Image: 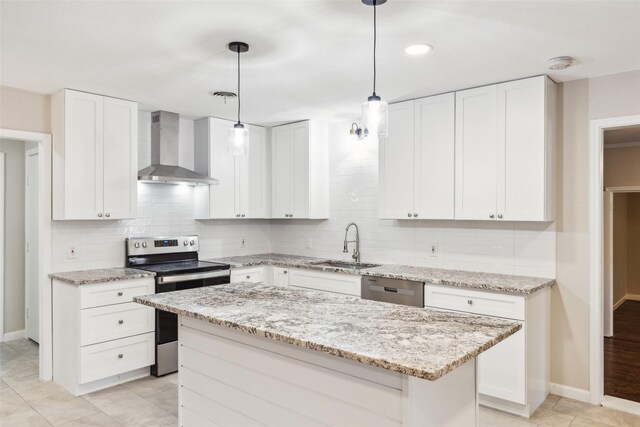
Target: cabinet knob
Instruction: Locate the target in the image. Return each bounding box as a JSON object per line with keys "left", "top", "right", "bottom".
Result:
{"left": 467, "top": 299, "right": 473, "bottom": 305}
{"left": 413, "top": 213, "right": 418, "bottom": 218}
{"left": 98, "top": 213, "right": 103, "bottom": 218}
{"left": 498, "top": 214, "right": 503, "bottom": 219}
{"left": 246, "top": 275, "right": 250, "bottom": 279}
{"left": 117, "top": 291, "right": 123, "bottom": 296}
{"left": 241, "top": 214, "right": 246, "bottom": 217}
{"left": 236, "top": 214, "right": 241, "bottom": 218}
{"left": 105, "top": 213, "right": 110, "bottom": 218}
{"left": 117, "top": 354, "right": 123, "bottom": 359}
{"left": 118, "top": 319, "right": 124, "bottom": 325}
{"left": 489, "top": 214, "right": 495, "bottom": 219}
{"left": 284, "top": 271, "right": 288, "bottom": 274}
{"left": 407, "top": 213, "right": 412, "bottom": 218}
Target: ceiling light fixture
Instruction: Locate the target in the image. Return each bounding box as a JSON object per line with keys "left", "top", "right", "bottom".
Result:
{"left": 361, "top": 0, "right": 388, "bottom": 138}
{"left": 405, "top": 44, "right": 432, "bottom": 56}
{"left": 547, "top": 56, "right": 574, "bottom": 70}
{"left": 228, "top": 41, "right": 250, "bottom": 156}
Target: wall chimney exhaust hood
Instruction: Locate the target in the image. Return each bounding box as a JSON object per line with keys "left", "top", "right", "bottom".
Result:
{"left": 138, "top": 111, "right": 218, "bottom": 185}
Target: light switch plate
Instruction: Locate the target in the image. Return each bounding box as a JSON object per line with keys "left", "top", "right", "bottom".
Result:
{"left": 67, "top": 246, "right": 78, "bottom": 259}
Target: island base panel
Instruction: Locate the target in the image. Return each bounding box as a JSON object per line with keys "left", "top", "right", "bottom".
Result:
{"left": 178, "top": 316, "right": 479, "bottom": 427}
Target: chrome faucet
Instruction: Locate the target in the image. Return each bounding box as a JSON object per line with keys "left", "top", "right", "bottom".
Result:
{"left": 343, "top": 222, "right": 360, "bottom": 263}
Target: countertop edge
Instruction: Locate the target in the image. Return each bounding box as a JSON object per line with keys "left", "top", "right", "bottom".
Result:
{"left": 134, "top": 294, "right": 522, "bottom": 381}
{"left": 49, "top": 268, "right": 156, "bottom": 286}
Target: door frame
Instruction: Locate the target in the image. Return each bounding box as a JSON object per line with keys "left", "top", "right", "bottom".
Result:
{"left": 25, "top": 147, "right": 39, "bottom": 342}
{"left": 0, "top": 152, "right": 4, "bottom": 344}
{"left": 0, "top": 129, "right": 52, "bottom": 381}
{"left": 589, "top": 114, "right": 640, "bottom": 405}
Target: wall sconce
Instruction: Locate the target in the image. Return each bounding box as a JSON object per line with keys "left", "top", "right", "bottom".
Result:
{"left": 350, "top": 122, "right": 369, "bottom": 140}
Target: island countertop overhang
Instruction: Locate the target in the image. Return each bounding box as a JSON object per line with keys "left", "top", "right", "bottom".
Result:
{"left": 134, "top": 282, "right": 521, "bottom": 381}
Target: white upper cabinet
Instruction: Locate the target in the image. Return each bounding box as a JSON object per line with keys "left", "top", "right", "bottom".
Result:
{"left": 194, "top": 117, "right": 270, "bottom": 219}
{"left": 379, "top": 94, "right": 455, "bottom": 220}
{"left": 52, "top": 89, "right": 137, "bottom": 220}
{"left": 271, "top": 120, "right": 329, "bottom": 219}
{"left": 455, "top": 76, "right": 556, "bottom": 221}
{"left": 454, "top": 85, "right": 499, "bottom": 220}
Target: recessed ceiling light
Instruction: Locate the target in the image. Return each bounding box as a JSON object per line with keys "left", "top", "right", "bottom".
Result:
{"left": 405, "top": 44, "right": 433, "bottom": 56}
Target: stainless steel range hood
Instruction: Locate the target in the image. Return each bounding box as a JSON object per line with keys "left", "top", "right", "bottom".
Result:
{"left": 138, "top": 111, "right": 218, "bottom": 185}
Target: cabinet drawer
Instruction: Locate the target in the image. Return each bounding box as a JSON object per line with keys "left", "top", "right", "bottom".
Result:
{"left": 424, "top": 284, "right": 524, "bottom": 320}
{"left": 289, "top": 269, "right": 360, "bottom": 297}
{"left": 80, "top": 302, "right": 154, "bottom": 346}
{"left": 231, "top": 267, "right": 263, "bottom": 284}
{"left": 80, "top": 279, "right": 154, "bottom": 309}
{"left": 79, "top": 332, "right": 154, "bottom": 384}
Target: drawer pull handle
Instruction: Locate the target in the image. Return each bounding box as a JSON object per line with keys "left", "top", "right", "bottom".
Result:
{"left": 467, "top": 299, "right": 473, "bottom": 305}
{"left": 117, "top": 354, "right": 123, "bottom": 359}
{"left": 117, "top": 291, "right": 123, "bottom": 296}
{"left": 118, "top": 320, "right": 124, "bottom": 325}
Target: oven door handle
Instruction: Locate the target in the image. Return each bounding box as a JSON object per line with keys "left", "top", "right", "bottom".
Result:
{"left": 157, "top": 269, "right": 231, "bottom": 284}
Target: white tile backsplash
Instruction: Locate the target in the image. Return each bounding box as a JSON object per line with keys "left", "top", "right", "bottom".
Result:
{"left": 52, "top": 118, "right": 556, "bottom": 278}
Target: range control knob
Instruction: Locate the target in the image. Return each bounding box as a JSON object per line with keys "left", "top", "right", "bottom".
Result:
{"left": 190, "top": 240, "right": 195, "bottom": 246}
{"left": 142, "top": 242, "right": 148, "bottom": 248}
{"left": 183, "top": 240, "right": 189, "bottom": 246}
{"left": 134, "top": 242, "right": 140, "bottom": 249}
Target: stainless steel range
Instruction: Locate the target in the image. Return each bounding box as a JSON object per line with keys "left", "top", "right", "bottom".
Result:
{"left": 126, "top": 236, "right": 230, "bottom": 376}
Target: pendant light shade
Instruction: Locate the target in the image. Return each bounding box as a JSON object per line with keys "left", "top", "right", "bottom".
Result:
{"left": 228, "top": 41, "right": 249, "bottom": 155}
{"left": 361, "top": 0, "right": 388, "bottom": 138}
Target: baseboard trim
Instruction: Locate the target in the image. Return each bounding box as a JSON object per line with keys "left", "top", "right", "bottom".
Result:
{"left": 550, "top": 383, "right": 590, "bottom": 403}
{"left": 3, "top": 329, "right": 26, "bottom": 342}
{"left": 613, "top": 296, "right": 627, "bottom": 310}
{"left": 624, "top": 294, "right": 640, "bottom": 302}
{"left": 602, "top": 395, "right": 640, "bottom": 416}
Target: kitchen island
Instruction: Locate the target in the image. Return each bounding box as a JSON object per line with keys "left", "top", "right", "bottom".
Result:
{"left": 135, "top": 282, "right": 521, "bottom": 427}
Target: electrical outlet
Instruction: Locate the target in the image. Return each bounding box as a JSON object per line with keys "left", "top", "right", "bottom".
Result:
{"left": 430, "top": 244, "right": 438, "bottom": 257}
{"left": 241, "top": 238, "right": 246, "bottom": 249}
{"left": 67, "top": 246, "right": 78, "bottom": 259}
{"left": 305, "top": 238, "right": 313, "bottom": 249}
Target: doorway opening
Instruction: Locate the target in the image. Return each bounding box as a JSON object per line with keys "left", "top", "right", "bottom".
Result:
{"left": 0, "top": 129, "right": 52, "bottom": 381}
{"left": 590, "top": 116, "right": 640, "bottom": 415}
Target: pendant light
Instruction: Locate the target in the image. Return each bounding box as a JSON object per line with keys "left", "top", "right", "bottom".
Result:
{"left": 228, "top": 41, "right": 249, "bottom": 155}
{"left": 361, "top": 0, "right": 388, "bottom": 138}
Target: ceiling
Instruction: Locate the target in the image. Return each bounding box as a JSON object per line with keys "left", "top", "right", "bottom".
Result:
{"left": 2, "top": 0, "right": 640, "bottom": 126}
{"left": 604, "top": 125, "right": 640, "bottom": 146}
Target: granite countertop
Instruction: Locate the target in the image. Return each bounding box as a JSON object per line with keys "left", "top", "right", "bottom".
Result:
{"left": 206, "top": 253, "right": 555, "bottom": 295}
{"left": 134, "top": 283, "right": 521, "bottom": 381}
{"left": 49, "top": 268, "right": 155, "bottom": 285}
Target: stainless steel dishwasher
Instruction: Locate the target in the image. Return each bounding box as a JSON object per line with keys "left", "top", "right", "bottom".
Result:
{"left": 361, "top": 276, "right": 424, "bottom": 307}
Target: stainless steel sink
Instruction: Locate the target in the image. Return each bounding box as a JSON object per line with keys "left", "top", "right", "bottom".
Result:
{"left": 312, "top": 261, "right": 380, "bottom": 270}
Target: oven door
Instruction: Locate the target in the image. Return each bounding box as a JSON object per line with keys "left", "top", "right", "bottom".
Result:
{"left": 155, "top": 270, "right": 230, "bottom": 345}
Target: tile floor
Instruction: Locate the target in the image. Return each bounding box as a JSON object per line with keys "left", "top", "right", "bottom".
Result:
{"left": 3, "top": 339, "right": 640, "bottom": 426}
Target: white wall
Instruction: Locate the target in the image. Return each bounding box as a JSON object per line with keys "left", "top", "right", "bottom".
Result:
{"left": 271, "top": 122, "right": 556, "bottom": 278}
{"left": 51, "top": 114, "right": 271, "bottom": 272}
{"left": 0, "top": 139, "right": 26, "bottom": 334}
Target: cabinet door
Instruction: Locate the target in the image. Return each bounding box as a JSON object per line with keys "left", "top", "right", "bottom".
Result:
{"left": 271, "top": 125, "right": 295, "bottom": 218}
{"left": 497, "top": 77, "right": 546, "bottom": 221}
{"left": 63, "top": 90, "right": 104, "bottom": 219}
{"left": 272, "top": 267, "right": 290, "bottom": 287}
{"left": 478, "top": 327, "right": 526, "bottom": 404}
{"left": 103, "top": 97, "right": 137, "bottom": 219}
{"left": 455, "top": 85, "right": 498, "bottom": 220}
{"left": 292, "top": 122, "right": 310, "bottom": 219}
{"left": 414, "top": 94, "right": 455, "bottom": 219}
{"left": 208, "top": 118, "right": 238, "bottom": 218}
{"left": 379, "top": 100, "right": 415, "bottom": 219}
{"left": 239, "top": 125, "right": 269, "bottom": 218}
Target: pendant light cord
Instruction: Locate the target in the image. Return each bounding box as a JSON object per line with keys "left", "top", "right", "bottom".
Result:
{"left": 237, "top": 48, "right": 241, "bottom": 125}
{"left": 373, "top": 0, "right": 377, "bottom": 96}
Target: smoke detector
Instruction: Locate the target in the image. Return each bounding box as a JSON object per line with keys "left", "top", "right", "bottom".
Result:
{"left": 547, "top": 56, "right": 574, "bottom": 70}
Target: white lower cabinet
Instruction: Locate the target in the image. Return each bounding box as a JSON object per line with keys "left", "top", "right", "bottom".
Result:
{"left": 53, "top": 278, "right": 155, "bottom": 396}
{"left": 289, "top": 269, "right": 360, "bottom": 297}
{"left": 272, "top": 267, "right": 291, "bottom": 287}
{"left": 425, "top": 284, "right": 550, "bottom": 417}
{"left": 230, "top": 267, "right": 265, "bottom": 284}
